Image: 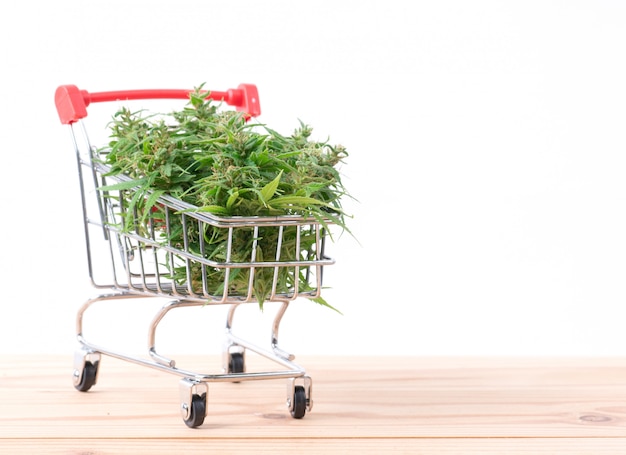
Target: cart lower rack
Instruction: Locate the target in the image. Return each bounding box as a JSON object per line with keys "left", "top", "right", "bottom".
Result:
{"left": 55, "top": 83, "right": 336, "bottom": 427}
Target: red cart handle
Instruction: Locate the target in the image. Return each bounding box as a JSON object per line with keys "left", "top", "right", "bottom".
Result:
{"left": 55, "top": 83, "right": 261, "bottom": 124}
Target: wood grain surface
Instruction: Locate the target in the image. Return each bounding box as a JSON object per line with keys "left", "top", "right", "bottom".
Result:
{"left": 1, "top": 354, "right": 626, "bottom": 453}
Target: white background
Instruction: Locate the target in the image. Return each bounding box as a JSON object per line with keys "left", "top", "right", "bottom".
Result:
{"left": 1, "top": 0, "right": 626, "bottom": 357}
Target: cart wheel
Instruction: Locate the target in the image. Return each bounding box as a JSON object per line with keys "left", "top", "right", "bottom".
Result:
{"left": 74, "top": 360, "right": 98, "bottom": 392}
{"left": 183, "top": 393, "right": 206, "bottom": 428}
{"left": 228, "top": 352, "right": 245, "bottom": 374}
{"left": 290, "top": 385, "right": 307, "bottom": 419}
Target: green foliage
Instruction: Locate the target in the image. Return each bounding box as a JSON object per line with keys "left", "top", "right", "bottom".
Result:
{"left": 98, "top": 87, "right": 352, "bottom": 309}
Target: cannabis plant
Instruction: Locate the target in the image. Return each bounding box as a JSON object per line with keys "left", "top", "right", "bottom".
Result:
{"left": 98, "top": 87, "right": 351, "bottom": 309}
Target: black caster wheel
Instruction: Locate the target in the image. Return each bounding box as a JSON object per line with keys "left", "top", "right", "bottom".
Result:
{"left": 290, "top": 385, "right": 307, "bottom": 419}
{"left": 228, "top": 352, "right": 245, "bottom": 374}
{"left": 74, "top": 360, "right": 99, "bottom": 392}
{"left": 183, "top": 393, "right": 206, "bottom": 428}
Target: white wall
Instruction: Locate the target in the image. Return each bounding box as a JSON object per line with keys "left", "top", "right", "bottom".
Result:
{"left": 2, "top": 0, "right": 626, "bottom": 356}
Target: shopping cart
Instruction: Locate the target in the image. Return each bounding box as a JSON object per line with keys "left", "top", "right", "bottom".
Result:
{"left": 54, "top": 83, "right": 335, "bottom": 427}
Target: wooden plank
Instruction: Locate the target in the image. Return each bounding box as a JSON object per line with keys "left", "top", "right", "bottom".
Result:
{"left": 1, "top": 354, "right": 625, "bottom": 452}
{"left": 1, "top": 438, "right": 626, "bottom": 455}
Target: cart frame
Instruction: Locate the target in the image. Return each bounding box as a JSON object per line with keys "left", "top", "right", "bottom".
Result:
{"left": 55, "top": 83, "right": 334, "bottom": 427}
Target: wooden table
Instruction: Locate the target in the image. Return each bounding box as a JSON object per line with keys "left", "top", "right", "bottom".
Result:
{"left": 1, "top": 354, "right": 626, "bottom": 453}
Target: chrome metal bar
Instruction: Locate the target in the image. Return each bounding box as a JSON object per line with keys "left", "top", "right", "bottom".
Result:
{"left": 269, "top": 225, "right": 284, "bottom": 301}
{"left": 147, "top": 299, "right": 207, "bottom": 368}
{"left": 76, "top": 292, "right": 148, "bottom": 337}
{"left": 225, "top": 303, "right": 240, "bottom": 332}
{"left": 292, "top": 226, "right": 301, "bottom": 298}
{"left": 271, "top": 301, "right": 295, "bottom": 361}
{"left": 246, "top": 226, "right": 259, "bottom": 301}
{"left": 222, "top": 226, "right": 234, "bottom": 301}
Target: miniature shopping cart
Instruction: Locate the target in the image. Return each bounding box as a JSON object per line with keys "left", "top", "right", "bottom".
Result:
{"left": 54, "top": 83, "right": 335, "bottom": 427}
